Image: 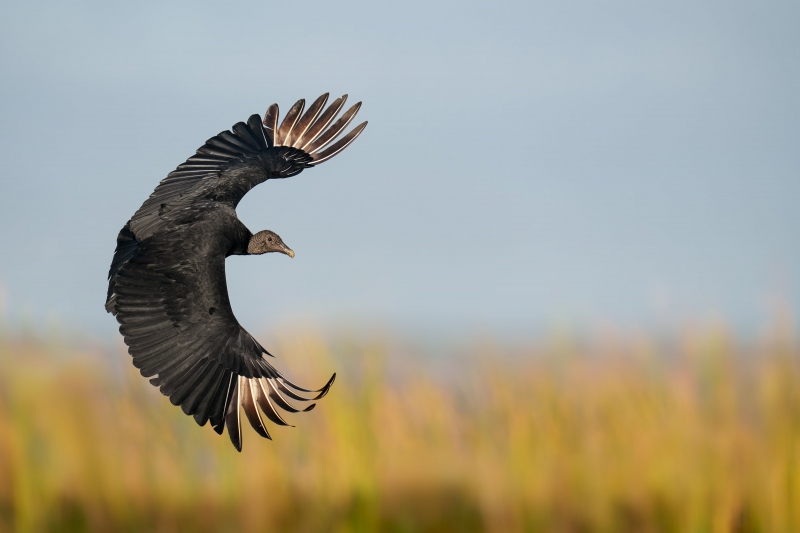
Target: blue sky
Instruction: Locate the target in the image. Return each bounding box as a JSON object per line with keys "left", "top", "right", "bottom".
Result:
{"left": 1, "top": 0, "right": 798, "bottom": 341}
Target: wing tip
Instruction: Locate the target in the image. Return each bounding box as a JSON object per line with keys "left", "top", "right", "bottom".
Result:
{"left": 265, "top": 93, "right": 366, "bottom": 165}
{"left": 215, "top": 369, "right": 336, "bottom": 449}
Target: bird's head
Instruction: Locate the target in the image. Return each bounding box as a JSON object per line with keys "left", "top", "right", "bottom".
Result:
{"left": 247, "top": 230, "right": 295, "bottom": 257}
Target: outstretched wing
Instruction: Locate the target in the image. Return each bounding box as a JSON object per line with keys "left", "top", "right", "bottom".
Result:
{"left": 113, "top": 210, "right": 335, "bottom": 451}
{"left": 130, "top": 93, "right": 367, "bottom": 241}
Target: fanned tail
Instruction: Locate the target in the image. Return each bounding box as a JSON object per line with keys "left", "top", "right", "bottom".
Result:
{"left": 263, "top": 93, "right": 368, "bottom": 167}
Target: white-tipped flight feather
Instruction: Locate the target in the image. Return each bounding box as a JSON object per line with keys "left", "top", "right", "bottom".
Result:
{"left": 264, "top": 93, "right": 366, "bottom": 166}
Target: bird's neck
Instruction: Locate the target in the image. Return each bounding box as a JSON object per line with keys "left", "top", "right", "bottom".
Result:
{"left": 226, "top": 222, "right": 254, "bottom": 257}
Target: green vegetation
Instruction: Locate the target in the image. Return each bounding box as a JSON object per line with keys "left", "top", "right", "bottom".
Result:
{"left": 0, "top": 327, "right": 798, "bottom": 532}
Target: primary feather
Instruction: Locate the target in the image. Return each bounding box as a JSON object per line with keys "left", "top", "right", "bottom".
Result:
{"left": 106, "top": 94, "right": 365, "bottom": 451}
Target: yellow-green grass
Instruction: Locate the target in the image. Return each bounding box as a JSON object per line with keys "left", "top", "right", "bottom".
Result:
{"left": 0, "top": 327, "right": 798, "bottom": 532}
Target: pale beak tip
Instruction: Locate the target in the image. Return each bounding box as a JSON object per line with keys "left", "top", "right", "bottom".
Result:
{"left": 286, "top": 249, "right": 295, "bottom": 258}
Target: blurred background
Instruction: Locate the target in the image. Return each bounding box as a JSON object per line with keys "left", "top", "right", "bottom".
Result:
{"left": 0, "top": 0, "right": 798, "bottom": 531}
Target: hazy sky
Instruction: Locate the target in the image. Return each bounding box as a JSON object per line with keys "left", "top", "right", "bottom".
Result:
{"left": 1, "top": 0, "right": 798, "bottom": 341}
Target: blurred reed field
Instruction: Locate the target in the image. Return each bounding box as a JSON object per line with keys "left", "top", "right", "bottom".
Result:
{"left": 0, "top": 323, "right": 799, "bottom": 533}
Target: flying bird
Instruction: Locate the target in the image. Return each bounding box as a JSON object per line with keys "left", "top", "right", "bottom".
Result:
{"left": 105, "top": 93, "right": 367, "bottom": 451}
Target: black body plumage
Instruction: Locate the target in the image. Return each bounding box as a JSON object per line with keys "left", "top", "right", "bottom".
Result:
{"left": 106, "top": 94, "right": 366, "bottom": 450}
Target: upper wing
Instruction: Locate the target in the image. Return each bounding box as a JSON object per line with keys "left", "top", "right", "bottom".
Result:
{"left": 130, "top": 93, "right": 367, "bottom": 241}
{"left": 113, "top": 214, "right": 335, "bottom": 451}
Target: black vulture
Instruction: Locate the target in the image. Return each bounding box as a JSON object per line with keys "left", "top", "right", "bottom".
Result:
{"left": 105, "top": 94, "right": 367, "bottom": 451}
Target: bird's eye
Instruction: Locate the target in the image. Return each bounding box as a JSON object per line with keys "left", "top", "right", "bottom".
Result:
{"left": 268, "top": 238, "right": 273, "bottom": 242}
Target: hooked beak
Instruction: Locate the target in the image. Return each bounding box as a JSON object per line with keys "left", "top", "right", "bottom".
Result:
{"left": 282, "top": 246, "right": 295, "bottom": 258}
